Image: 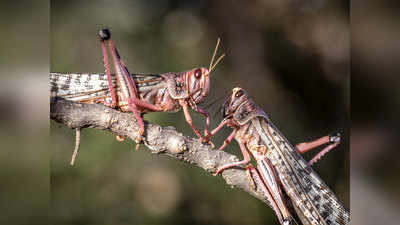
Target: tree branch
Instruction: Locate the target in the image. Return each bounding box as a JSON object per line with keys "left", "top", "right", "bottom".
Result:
{"left": 50, "top": 97, "right": 273, "bottom": 207}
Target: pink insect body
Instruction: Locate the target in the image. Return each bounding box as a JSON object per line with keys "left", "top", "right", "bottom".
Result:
{"left": 209, "top": 88, "right": 349, "bottom": 225}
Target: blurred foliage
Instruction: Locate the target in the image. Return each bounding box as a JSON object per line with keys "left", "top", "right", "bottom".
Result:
{"left": 49, "top": 0, "right": 349, "bottom": 225}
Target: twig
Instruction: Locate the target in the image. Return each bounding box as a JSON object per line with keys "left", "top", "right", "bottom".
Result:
{"left": 50, "top": 97, "right": 274, "bottom": 208}
{"left": 70, "top": 128, "right": 81, "bottom": 166}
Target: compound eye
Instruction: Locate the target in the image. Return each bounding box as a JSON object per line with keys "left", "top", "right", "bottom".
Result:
{"left": 194, "top": 68, "right": 202, "bottom": 79}
{"left": 235, "top": 90, "right": 244, "bottom": 98}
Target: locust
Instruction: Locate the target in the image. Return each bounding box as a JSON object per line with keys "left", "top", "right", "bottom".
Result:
{"left": 50, "top": 29, "right": 224, "bottom": 164}
{"left": 207, "top": 88, "right": 350, "bottom": 225}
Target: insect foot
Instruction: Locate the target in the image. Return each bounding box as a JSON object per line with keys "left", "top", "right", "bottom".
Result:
{"left": 134, "top": 129, "right": 145, "bottom": 150}
{"left": 199, "top": 136, "right": 215, "bottom": 149}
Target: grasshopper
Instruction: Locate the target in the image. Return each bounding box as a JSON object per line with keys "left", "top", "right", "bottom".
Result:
{"left": 207, "top": 88, "right": 350, "bottom": 225}
{"left": 50, "top": 29, "right": 224, "bottom": 163}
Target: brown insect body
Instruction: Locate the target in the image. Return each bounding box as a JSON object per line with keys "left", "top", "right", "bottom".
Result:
{"left": 112, "top": 67, "right": 210, "bottom": 113}
{"left": 51, "top": 29, "right": 224, "bottom": 142}
{"left": 215, "top": 88, "right": 350, "bottom": 225}
{"left": 50, "top": 67, "right": 209, "bottom": 112}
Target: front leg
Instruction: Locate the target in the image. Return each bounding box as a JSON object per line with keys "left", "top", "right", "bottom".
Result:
{"left": 179, "top": 99, "right": 203, "bottom": 138}
{"left": 201, "top": 117, "right": 229, "bottom": 144}
{"left": 194, "top": 106, "right": 216, "bottom": 147}
{"left": 195, "top": 106, "right": 211, "bottom": 137}
{"left": 219, "top": 129, "right": 236, "bottom": 150}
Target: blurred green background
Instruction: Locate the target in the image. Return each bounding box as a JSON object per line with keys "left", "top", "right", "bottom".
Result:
{"left": 50, "top": 1, "right": 349, "bottom": 225}
{"left": 8, "top": 1, "right": 400, "bottom": 225}
{"left": 0, "top": 0, "right": 358, "bottom": 225}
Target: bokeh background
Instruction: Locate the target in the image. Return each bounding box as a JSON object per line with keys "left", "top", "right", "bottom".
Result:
{"left": 50, "top": 1, "right": 349, "bottom": 225}
{"left": 351, "top": 1, "right": 400, "bottom": 225}
{"left": 3, "top": 0, "right": 399, "bottom": 225}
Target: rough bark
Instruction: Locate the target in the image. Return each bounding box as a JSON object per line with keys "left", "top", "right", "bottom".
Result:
{"left": 50, "top": 97, "right": 273, "bottom": 207}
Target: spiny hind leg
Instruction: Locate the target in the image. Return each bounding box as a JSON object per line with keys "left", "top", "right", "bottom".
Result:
{"left": 295, "top": 133, "right": 341, "bottom": 166}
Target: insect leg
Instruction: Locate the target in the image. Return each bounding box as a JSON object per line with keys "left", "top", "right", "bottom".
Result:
{"left": 214, "top": 139, "right": 251, "bottom": 175}
{"left": 103, "top": 29, "right": 146, "bottom": 146}
{"left": 194, "top": 106, "right": 216, "bottom": 147}
{"left": 219, "top": 129, "right": 236, "bottom": 150}
{"left": 257, "top": 159, "right": 298, "bottom": 225}
{"left": 202, "top": 118, "right": 228, "bottom": 144}
{"left": 246, "top": 164, "right": 294, "bottom": 225}
{"left": 195, "top": 106, "right": 211, "bottom": 137}
{"left": 307, "top": 141, "right": 340, "bottom": 166}
{"left": 129, "top": 98, "right": 163, "bottom": 111}
{"left": 106, "top": 31, "right": 140, "bottom": 100}
{"left": 295, "top": 133, "right": 341, "bottom": 166}
{"left": 98, "top": 30, "right": 118, "bottom": 108}
{"left": 179, "top": 100, "right": 203, "bottom": 138}
{"left": 128, "top": 99, "right": 145, "bottom": 150}
{"left": 296, "top": 133, "right": 340, "bottom": 153}
{"left": 116, "top": 135, "right": 126, "bottom": 142}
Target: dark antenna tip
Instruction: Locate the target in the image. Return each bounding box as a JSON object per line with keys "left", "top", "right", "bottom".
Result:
{"left": 99, "top": 29, "right": 111, "bottom": 40}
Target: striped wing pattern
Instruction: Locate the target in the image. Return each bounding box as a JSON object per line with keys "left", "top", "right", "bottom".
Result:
{"left": 49, "top": 72, "right": 165, "bottom": 103}
{"left": 252, "top": 118, "right": 350, "bottom": 225}
{"left": 50, "top": 73, "right": 113, "bottom": 102}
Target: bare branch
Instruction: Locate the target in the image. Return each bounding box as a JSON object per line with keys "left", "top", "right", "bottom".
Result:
{"left": 50, "top": 97, "right": 273, "bottom": 207}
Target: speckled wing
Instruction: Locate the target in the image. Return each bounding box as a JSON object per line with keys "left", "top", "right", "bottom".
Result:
{"left": 50, "top": 72, "right": 165, "bottom": 103}
{"left": 50, "top": 73, "right": 113, "bottom": 102}
{"left": 253, "top": 118, "right": 350, "bottom": 225}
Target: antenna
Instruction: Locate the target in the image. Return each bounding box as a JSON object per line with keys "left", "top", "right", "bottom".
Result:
{"left": 207, "top": 38, "right": 225, "bottom": 76}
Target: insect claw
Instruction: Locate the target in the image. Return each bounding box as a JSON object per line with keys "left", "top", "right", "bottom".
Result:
{"left": 245, "top": 165, "right": 257, "bottom": 190}
{"left": 199, "top": 136, "right": 215, "bottom": 148}
{"left": 99, "top": 98, "right": 117, "bottom": 109}
{"left": 213, "top": 168, "right": 223, "bottom": 176}
{"left": 208, "top": 141, "right": 215, "bottom": 149}
{"left": 134, "top": 129, "right": 145, "bottom": 150}
{"left": 134, "top": 137, "right": 142, "bottom": 150}
{"left": 116, "top": 135, "right": 126, "bottom": 142}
